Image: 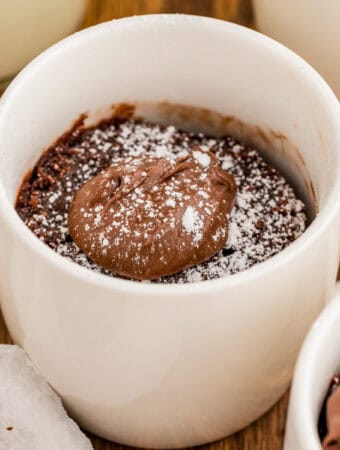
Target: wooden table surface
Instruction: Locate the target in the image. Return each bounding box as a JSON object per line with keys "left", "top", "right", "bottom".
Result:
{"left": 0, "top": 1, "right": 290, "bottom": 449}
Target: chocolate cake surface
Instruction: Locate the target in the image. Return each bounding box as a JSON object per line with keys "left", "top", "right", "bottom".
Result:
{"left": 16, "top": 115, "right": 307, "bottom": 283}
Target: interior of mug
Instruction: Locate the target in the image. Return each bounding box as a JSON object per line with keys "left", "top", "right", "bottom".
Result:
{"left": 0, "top": 15, "right": 339, "bottom": 225}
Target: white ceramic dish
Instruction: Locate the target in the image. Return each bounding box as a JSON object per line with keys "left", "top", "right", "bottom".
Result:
{"left": 284, "top": 282, "right": 340, "bottom": 450}
{"left": 0, "top": 15, "right": 339, "bottom": 448}
{"left": 0, "top": 0, "right": 86, "bottom": 80}
{"left": 253, "top": 0, "right": 340, "bottom": 99}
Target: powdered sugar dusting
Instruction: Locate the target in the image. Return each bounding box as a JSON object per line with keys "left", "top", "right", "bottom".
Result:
{"left": 193, "top": 150, "right": 211, "bottom": 168}
{"left": 165, "top": 198, "right": 176, "bottom": 207}
{"left": 182, "top": 206, "right": 203, "bottom": 246}
{"left": 16, "top": 116, "right": 308, "bottom": 284}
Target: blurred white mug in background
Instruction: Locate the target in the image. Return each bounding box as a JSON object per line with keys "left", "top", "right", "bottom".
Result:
{"left": 0, "top": 0, "right": 86, "bottom": 83}
{"left": 253, "top": 0, "right": 340, "bottom": 99}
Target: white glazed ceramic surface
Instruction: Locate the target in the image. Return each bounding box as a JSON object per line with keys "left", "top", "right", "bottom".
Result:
{"left": 0, "top": 15, "right": 339, "bottom": 448}
{"left": 284, "top": 283, "right": 340, "bottom": 450}
{"left": 253, "top": 0, "right": 340, "bottom": 99}
{"left": 0, "top": 0, "right": 86, "bottom": 80}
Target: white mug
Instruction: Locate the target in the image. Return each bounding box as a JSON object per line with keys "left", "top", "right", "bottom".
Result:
{"left": 284, "top": 283, "right": 340, "bottom": 450}
{"left": 0, "top": 0, "right": 86, "bottom": 81}
{"left": 253, "top": 0, "right": 340, "bottom": 99}
{"left": 0, "top": 15, "right": 339, "bottom": 448}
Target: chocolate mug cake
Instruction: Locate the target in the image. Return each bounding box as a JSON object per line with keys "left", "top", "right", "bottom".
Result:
{"left": 16, "top": 106, "right": 307, "bottom": 283}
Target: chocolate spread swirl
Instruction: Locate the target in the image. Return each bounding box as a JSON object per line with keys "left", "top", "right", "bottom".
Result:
{"left": 68, "top": 150, "right": 236, "bottom": 280}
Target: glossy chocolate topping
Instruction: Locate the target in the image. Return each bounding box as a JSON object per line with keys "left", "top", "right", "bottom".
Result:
{"left": 68, "top": 150, "right": 236, "bottom": 280}
{"left": 323, "top": 376, "right": 340, "bottom": 449}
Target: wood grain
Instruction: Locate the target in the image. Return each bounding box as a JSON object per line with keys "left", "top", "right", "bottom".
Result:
{"left": 81, "top": 0, "right": 253, "bottom": 27}
{"left": 0, "top": 1, "right": 289, "bottom": 449}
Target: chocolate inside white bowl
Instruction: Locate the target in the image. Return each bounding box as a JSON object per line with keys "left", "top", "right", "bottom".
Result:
{"left": 15, "top": 101, "right": 311, "bottom": 283}
{"left": 284, "top": 283, "right": 340, "bottom": 450}
{"left": 0, "top": 15, "right": 339, "bottom": 448}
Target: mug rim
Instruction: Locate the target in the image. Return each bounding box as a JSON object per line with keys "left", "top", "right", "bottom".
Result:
{"left": 0, "top": 14, "right": 339, "bottom": 295}
{"left": 286, "top": 283, "right": 340, "bottom": 449}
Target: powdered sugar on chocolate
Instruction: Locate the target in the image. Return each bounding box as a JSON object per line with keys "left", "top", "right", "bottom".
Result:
{"left": 193, "top": 150, "right": 211, "bottom": 168}
{"left": 68, "top": 151, "right": 235, "bottom": 279}
{"left": 182, "top": 206, "right": 203, "bottom": 246}
{"left": 16, "top": 117, "right": 307, "bottom": 283}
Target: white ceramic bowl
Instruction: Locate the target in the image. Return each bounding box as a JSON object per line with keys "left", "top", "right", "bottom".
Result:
{"left": 0, "top": 15, "right": 339, "bottom": 448}
{"left": 284, "top": 282, "right": 340, "bottom": 450}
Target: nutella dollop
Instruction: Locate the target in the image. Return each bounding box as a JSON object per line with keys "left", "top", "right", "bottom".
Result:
{"left": 68, "top": 150, "right": 236, "bottom": 280}
{"left": 323, "top": 376, "right": 340, "bottom": 449}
